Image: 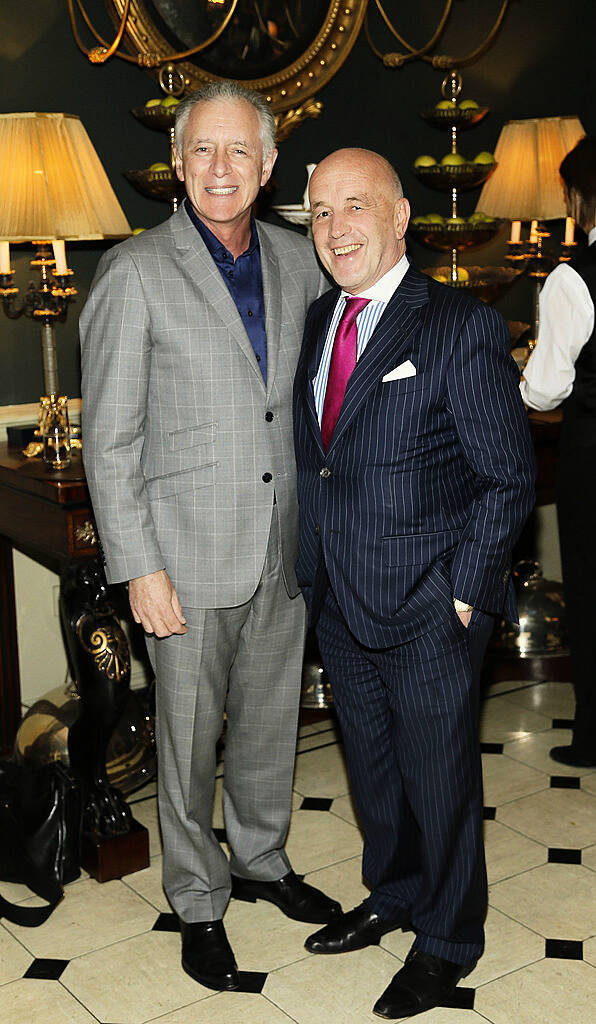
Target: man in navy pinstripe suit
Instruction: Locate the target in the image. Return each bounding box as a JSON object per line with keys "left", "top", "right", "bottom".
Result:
{"left": 293, "top": 149, "right": 535, "bottom": 1019}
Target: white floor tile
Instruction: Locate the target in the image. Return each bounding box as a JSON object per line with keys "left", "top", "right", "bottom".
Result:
{"left": 304, "top": 855, "right": 370, "bottom": 912}
{"left": 264, "top": 944, "right": 400, "bottom": 1024}
{"left": 482, "top": 753, "right": 548, "bottom": 807}
{"left": 292, "top": 742, "right": 351, "bottom": 798}
{"left": 479, "top": 697, "right": 551, "bottom": 743}
{"left": 496, "top": 787, "right": 596, "bottom": 848}
{"left": 0, "top": 978, "right": 98, "bottom": 1024}
{"left": 465, "top": 906, "right": 544, "bottom": 986}
{"left": 285, "top": 808, "right": 362, "bottom": 875}
{"left": 61, "top": 930, "right": 210, "bottom": 1023}
{"left": 503, "top": 680, "right": 575, "bottom": 719}
{"left": 147, "top": 992, "right": 297, "bottom": 1024}
{"left": 122, "top": 854, "right": 171, "bottom": 914}
{"left": 489, "top": 863, "right": 596, "bottom": 939}
{"left": 0, "top": 925, "right": 32, "bottom": 986}
{"left": 483, "top": 820, "right": 546, "bottom": 884}
{"left": 225, "top": 898, "right": 312, "bottom": 973}
{"left": 475, "top": 959, "right": 596, "bottom": 1024}
{"left": 504, "top": 728, "right": 595, "bottom": 777}
{"left": 583, "top": 844, "right": 596, "bottom": 872}
{"left": 3, "top": 878, "right": 158, "bottom": 960}
{"left": 132, "top": 796, "right": 163, "bottom": 857}
{"left": 330, "top": 793, "right": 361, "bottom": 829}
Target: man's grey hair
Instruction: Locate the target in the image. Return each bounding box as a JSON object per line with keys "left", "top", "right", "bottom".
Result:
{"left": 174, "top": 81, "right": 276, "bottom": 158}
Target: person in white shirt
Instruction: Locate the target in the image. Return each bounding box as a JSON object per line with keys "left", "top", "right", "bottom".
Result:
{"left": 521, "top": 135, "right": 596, "bottom": 767}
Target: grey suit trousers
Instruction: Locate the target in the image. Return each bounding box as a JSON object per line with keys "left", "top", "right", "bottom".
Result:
{"left": 145, "top": 507, "right": 306, "bottom": 922}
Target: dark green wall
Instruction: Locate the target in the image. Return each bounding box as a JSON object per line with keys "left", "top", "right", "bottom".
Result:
{"left": 1, "top": 0, "right": 594, "bottom": 404}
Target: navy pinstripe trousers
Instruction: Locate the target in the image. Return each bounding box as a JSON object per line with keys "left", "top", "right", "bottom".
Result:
{"left": 316, "top": 585, "right": 492, "bottom": 965}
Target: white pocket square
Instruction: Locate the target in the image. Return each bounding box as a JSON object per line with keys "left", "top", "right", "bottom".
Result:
{"left": 382, "top": 360, "right": 416, "bottom": 383}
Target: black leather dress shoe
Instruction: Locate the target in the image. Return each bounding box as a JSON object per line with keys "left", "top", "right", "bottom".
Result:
{"left": 373, "top": 949, "right": 473, "bottom": 1019}
{"left": 305, "top": 901, "right": 407, "bottom": 954}
{"left": 180, "top": 920, "right": 239, "bottom": 991}
{"left": 231, "top": 870, "right": 341, "bottom": 924}
{"left": 550, "top": 744, "right": 596, "bottom": 768}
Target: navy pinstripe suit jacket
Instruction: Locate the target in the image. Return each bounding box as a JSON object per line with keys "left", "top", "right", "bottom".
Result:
{"left": 293, "top": 263, "right": 536, "bottom": 648}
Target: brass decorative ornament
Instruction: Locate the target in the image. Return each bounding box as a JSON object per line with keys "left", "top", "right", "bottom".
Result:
{"left": 76, "top": 619, "right": 131, "bottom": 682}
{"left": 72, "top": 1, "right": 367, "bottom": 117}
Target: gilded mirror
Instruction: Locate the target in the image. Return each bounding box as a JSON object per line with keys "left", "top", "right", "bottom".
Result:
{"left": 108, "top": 1, "right": 367, "bottom": 116}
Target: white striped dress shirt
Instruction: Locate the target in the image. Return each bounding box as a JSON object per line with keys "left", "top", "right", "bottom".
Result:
{"left": 313, "top": 254, "right": 410, "bottom": 422}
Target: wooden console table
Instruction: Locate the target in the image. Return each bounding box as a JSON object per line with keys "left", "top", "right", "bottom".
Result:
{"left": 0, "top": 409, "right": 566, "bottom": 754}
{"left": 0, "top": 442, "right": 96, "bottom": 755}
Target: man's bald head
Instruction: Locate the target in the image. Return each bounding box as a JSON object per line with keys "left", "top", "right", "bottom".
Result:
{"left": 309, "top": 148, "right": 410, "bottom": 294}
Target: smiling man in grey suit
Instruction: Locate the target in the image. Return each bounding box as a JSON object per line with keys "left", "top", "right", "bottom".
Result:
{"left": 80, "top": 81, "right": 338, "bottom": 992}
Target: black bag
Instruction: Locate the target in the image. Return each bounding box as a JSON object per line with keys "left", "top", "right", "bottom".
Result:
{"left": 0, "top": 760, "right": 82, "bottom": 926}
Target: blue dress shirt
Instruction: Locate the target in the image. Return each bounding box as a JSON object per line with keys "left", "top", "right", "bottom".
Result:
{"left": 184, "top": 199, "right": 268, "bottom": 381}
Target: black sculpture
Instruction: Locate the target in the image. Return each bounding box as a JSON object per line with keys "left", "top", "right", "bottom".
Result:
{"left": 59, "top": 559, "right": 133, "bottom": 837}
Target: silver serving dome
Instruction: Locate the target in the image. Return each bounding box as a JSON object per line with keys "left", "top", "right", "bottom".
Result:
{"left": 490, "top": 560, "right": 568, "bottom": 658}
{"left": 14, "top": 683, "right": 156, "bottom": 795}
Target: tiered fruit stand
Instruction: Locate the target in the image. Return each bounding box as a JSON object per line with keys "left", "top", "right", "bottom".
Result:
{"left": 408, "top": 72, "right": 523, "bottom": 304}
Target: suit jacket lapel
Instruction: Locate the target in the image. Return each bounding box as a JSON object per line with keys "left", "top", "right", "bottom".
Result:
{"left": 327, "top": 265, "right": 429, "bottom": 454}
{"left": 298, "top": 289, "right": 338, "bottom": 454}
{"left": 257, "top": 224, "right": 281, "bottom": 398}
{"left": 170, "top": 207, "right": 264, "bottom": 387}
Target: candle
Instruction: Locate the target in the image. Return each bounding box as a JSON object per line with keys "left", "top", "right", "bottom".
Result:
{"left": 0, "top": 241, "right": 10, "bottom": 274}
{"left": 509, "top": 220, "right": 521, "bottom": 244}
{"left": 565, "top": 217, "right": 575, "bottom": 244}
{"left": 529, "top": 220, "right": 538, "bottom": 243}
{"left": 52, "top": 239, "right": 68, "bottom": 275}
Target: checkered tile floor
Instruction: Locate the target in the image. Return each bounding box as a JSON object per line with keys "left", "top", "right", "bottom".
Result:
{"left": 1, "top": 678, "right": 595, "bottom": 1024}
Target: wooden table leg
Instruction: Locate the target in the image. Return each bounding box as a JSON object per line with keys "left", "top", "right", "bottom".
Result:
{"left": 0, "top": 535, "right": 22, "bottom": 756}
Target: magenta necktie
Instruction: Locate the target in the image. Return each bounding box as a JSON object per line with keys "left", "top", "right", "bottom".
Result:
{"left": 321, "top": 296, "right": 370, "bottom": 451}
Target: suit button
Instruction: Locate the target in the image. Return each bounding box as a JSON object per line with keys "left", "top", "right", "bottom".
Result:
{"left": 503, "top": 569, "right": 510, "bottom": 582}
{"left": 314, "top": 524, "right": 320, "bottom": 535}
{"left": 320, "top": 467, "right": 331, "bottom": 478}
{"left": 265, "top": 411, "right": 274, "bottom": 422}
{"left": 262, "top": 472, "right": 272, "bottom": 483}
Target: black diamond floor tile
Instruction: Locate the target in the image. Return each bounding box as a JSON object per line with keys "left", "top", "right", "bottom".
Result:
{"left": 441, "top": 986, "right": 475, "bottom": 1010}
{"left": 300, "top": 797, "right": 334, "bottom": 811}
{"left": 550, "top": 776, "right": 581, "bottom": 789}
{"left": 545, "top": 938, "right": 583, "bottom": 960}
{"left": 213, "top": 827, "right": 228, "bottom": 842}
{"left": 483, "top": 807, "right": 496, "bottom": 820}
{"left": 552, "top": 718, "right": 575, "bottom": 730}
{"left": 24, "top": 958, "right": 70, "bottom": 980}
{"left": 480, "top": 742, "right": 504, "bottom": 754}
{"left": 548, "top": 847, "right": 582, "bottom": 864}
{"left": 153, "top": 912, "right": 179, "bottom": 932}
{"left": 237, "top": 971, "right": 268, "bottom": 993}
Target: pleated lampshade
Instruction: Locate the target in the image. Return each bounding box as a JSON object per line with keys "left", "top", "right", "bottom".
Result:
{"left": 476, "top": 115, "right": 586, "bottom": 220}
{"left": 0, "top": 112, "right": 131, "bottom": 241}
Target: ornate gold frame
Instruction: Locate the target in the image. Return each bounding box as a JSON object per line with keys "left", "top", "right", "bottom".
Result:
{"left": 108, "top": 1, "right": 367, "bottom": 113}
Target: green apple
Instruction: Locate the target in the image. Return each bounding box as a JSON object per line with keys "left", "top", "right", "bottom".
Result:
{"left": 414, "top": 154, "right": 437, "bottom": 168}
{"left": 162, "top": 96, "right": 180, "bottom": 108}
{"left": 145, "top": 98, "right": 161, "bottom": 108}
{"left": 458, "top": 99, "right": 480, "bottom": 111}
{"left": 473, "top": 151, "right": 496, "bottom": 164}
{"left": 149, "top": 162, "right": 170, "bottom": 172}
{"left": 441, "top": 152, "right": 467, "bottom": 167}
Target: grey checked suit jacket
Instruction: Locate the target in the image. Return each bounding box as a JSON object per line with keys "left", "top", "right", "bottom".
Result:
{"left": 80, "top": 205, "right": 324, "bottom": 609}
